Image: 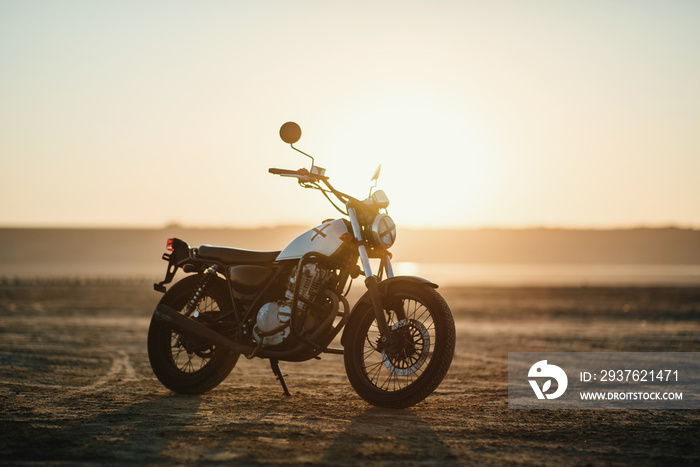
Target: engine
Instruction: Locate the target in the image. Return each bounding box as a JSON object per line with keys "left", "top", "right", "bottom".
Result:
{"left": 253, "top": 262, "right": 337, "bottom": 347}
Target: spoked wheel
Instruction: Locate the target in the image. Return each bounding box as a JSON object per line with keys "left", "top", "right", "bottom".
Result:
{"left": 344, "top": 282, "right": 455, "bottom": 408}
{"left": 148, "top": 275, "right": 239, "bottom": 395}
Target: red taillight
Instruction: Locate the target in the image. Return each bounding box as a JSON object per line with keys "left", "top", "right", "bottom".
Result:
{"left": 166, "top": 238, "right": 175, "bottom": 252}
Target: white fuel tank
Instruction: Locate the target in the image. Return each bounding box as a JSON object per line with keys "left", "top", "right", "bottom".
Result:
{"left": 276, "top": 219, "right": 349, "bottom": 261}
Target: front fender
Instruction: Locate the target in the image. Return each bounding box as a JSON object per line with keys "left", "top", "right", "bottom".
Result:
{"left": 340, "top": 276, "right": 438, "bottom": 347}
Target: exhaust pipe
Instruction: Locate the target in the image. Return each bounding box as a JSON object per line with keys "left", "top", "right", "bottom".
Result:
{"left": 154, "top": 304, "right": 255, "bottom": 355}
{"left": 153, "top": 303, "right": 338, "bottom": 361}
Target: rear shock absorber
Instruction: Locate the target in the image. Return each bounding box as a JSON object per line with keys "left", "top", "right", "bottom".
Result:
{"left": 183, "top": 264, "right": 218, "bottom": 318}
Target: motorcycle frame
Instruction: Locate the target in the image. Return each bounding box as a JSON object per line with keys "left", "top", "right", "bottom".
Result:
{"left": 153, "top": 172, "right": 400, "bottom": 362}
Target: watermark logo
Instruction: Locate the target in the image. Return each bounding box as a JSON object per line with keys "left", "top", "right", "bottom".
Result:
{"left": 528, "top": 360, "right": 568, "bottom": 400}
{"left": 510, "top": 352, "right": 699, "bottom": 409}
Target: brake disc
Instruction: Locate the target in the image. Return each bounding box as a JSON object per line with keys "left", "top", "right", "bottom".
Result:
{"left": 381, "top": 319, "right": 431, "bottom": 376}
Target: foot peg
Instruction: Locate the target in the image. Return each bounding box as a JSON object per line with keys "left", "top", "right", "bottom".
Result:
{"left": 269, "top": 359, "right": 291, "bottom": 396}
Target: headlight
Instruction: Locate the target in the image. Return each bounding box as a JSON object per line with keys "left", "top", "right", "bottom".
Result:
{"left": 370, "top": 214, "right": 397, "bottom": 249}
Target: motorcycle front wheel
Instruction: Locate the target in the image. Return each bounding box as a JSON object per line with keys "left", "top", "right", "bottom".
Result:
{"left": 147, "top": 274, "right": 239, "bottom": 395}
{"left": 343, "top": 282, "right": 455, "bottom": 409}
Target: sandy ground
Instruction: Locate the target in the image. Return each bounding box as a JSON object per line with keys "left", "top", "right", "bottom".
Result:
{"left": 1, "top": 283, "right": 699, "bottom": 465}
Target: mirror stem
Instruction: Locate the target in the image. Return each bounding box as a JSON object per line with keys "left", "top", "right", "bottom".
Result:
{"left": 291, "top": 144, "right": 315, "bottom": 167}
{"left": 369, "top": 179, "right": 378, "bottom": 198}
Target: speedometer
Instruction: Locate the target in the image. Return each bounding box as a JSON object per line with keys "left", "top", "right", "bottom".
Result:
{"left": 371, "top": 190, "right": 390, "bottom": 208}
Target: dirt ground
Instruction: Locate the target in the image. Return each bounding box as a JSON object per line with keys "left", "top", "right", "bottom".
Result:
{"left": 1, "top": 282, "right": 699, "bottom": 465}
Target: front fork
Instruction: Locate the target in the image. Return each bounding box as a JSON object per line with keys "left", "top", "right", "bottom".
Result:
{"left": 348, "top": 207, "right": 395, "bottom": 341}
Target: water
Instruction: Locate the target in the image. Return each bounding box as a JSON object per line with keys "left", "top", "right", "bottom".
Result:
{"left": 2, "top": 260, "right": 699, "bottom": 287}
{"left": 392, "top": 263, "right": 700, "bottom": 287}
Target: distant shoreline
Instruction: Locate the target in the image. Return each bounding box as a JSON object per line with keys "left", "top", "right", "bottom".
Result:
{"left": 2, "top": 226, "right": 698, "bottom": 266}
{"left": 1, "top": 227, "right": 698, "bottom": 287}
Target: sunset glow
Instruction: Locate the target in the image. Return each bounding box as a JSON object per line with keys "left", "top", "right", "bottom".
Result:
{"left": 1, "top": 1, "right": 698, "bottom": 228}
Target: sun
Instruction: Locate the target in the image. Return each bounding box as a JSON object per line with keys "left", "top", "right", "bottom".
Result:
{"left": 319, "top": 93, "right": 499, "bottom": 228}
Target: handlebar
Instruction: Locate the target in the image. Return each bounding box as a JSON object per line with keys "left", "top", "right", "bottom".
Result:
{"left": 269, "top": 166, "right": 356, "bottom": 208}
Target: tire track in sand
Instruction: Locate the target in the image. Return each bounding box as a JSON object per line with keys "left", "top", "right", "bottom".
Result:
{"left": 1, "top": 349, "right": 140, "bottom": 392}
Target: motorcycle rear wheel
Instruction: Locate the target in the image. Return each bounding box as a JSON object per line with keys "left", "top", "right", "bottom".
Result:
{"left": 344, "top": 282, "right": 455, "bottom": 409}
{"left": 148, "top": 275, "right": 239, "bottom": 395}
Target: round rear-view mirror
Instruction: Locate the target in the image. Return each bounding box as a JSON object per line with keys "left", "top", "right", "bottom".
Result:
{"left": 280, "top": 122, "right": 302, "bottom": 144}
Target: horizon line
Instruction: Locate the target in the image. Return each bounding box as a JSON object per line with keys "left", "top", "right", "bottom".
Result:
{"left": 0, "top": 222, "right": 698, "bottom": 232}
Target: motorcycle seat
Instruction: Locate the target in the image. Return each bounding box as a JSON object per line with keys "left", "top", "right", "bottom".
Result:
{"left": 197, "top": 245, "right": 280, "bottom": 264}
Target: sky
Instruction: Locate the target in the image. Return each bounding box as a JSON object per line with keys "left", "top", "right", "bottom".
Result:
{"left": 1, "top": 0, "right": 699, "bottom": 229}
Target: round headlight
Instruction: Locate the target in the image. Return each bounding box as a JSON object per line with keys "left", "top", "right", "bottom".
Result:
{"left": 370, "top": 214, "right": 397, "bottom": 249}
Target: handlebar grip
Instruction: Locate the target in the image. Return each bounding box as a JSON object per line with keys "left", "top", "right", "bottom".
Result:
{"left": 269, "top": 168, "right": 300, "bottom": 176}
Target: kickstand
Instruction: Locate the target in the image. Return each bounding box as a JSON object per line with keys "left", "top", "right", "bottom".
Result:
{"left": 269, "top": 359, "right": 291, "bottom": 397}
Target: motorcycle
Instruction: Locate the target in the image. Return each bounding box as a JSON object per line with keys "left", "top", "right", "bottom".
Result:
{"left": 148, "top": 122, "right": 455, "bottom": 408}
